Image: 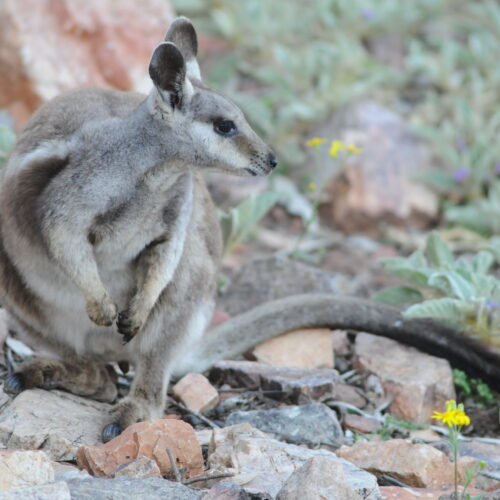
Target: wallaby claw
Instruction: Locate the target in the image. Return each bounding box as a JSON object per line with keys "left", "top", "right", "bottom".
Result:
{"left": 4, "top": 373, "right": 25, "bottom": 395}
{"left": 116, "top": 309, "right": 142, "bottom": 341}
{"left": 102, "top": 423, "right": 122, "bottom": 443}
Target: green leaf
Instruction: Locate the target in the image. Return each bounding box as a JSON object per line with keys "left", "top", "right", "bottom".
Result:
{"left": 425, "top": 233, "right": 453, "bottom": 268}
{"left": 219, "top": 191, "right": 286, "bottom": 257}
{"left": 390, "top": 268, "right": 432, "bottom": 287}
{"left": 471, "top": 251, "right": 494, "bottom": 274}
{"left": 372, "top": 286, "right": 424, "bottom": 306}
{"left": 428, "top": 271, "right": 476, "bottom": 301}
{"left": 414, "top": 170, "right": 457, "bottom": 193}
{"left": 404, "top": 297, "right": 472, "bottom": 321}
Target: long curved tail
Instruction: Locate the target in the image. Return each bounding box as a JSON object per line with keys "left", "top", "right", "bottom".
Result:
{"left": 186, "top": 294, "right": 500, "bottom": 390}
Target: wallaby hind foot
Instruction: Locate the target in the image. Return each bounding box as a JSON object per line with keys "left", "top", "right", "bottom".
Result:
{"left": 4, "top": 358, "right": 118, "bottom": 403}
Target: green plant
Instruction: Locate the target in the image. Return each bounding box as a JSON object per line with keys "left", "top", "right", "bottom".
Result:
{"left": 406, "top": 0, "right": 500, "bottom": 232}
{"left": 453, "top": 369, "right": 495, "bottom": 407}
{"left": 374, "top": 232, "right": 500, "bottom": 346}
{"left": 218, "top": 191, "right": 285, "bottom": 257}
{"left": 445, "top": 182, "right": 500, "bottom": 237}
{"left": 373, "top": 415, "right": 426, "bottom": 440}
{"left": 0, "top": 125, "right": 15, "bottom": 168}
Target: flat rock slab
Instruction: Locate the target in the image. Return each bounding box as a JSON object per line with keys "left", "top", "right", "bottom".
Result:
{"left": 0, "top": 450, "right": 54, "bottom": 491}
{"left": 337, "top": 439, "right": 476, "bottom": 488}
{"left": 353, "top": 333, "right": 455, "bottom": 423}
{"left": 208, "top": 423, "right": 380, "bottom": 499}
{"left": 0, "top": 481, "right": 71, "bottom": 499}
{"left": 226, "top": 403, "right": 344, "bottom": 447}
{"left": 0, "top": 389, "right": 111, "bottom": 461}
{"left": 67, "top": 477, "right": 202, "bottom": 500}
{"left": 251, "top": 328, "right": 334, "bottom": 370}
{"left": 276, "top": 457, "right": 365, "bottom": 500}
{"left": 210, "top": 360, "right": 340, "bottom": 402}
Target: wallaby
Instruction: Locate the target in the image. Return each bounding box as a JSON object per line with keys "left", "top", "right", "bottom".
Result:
{"left": 0, "top": 17, "right": 276, "bottom": 442}
{"left": 2, "top": 18, "right": 500, "bottom": 445}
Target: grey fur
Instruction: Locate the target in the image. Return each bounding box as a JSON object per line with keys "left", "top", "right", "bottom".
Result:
{"left": 0, "top": 18, "right": 276, "bottom": 434}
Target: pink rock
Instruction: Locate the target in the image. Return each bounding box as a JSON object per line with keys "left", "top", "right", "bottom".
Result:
{"left": 172, "top": 373, "right": 219, "bottom": 414}
{"left": 353, "top": 333, "right": 455, "bottom": 424}
{"left": 111, "top": 456, "right": 162, "bottom": 479}
{"left": 0, "top": 0, "right": 175, "bottom": 128}
{"left": 337, "top": 439, "right": 477, "bottom": 488}
{"left": 251, "top": 328, "right": 334, "bottom": 369}
{"left": 76, "top": 419, "right": 203, "bottom": 479}
{"left": 343, "top": 414, "right": 381, "bottom": 434}
{"left": 320, "top": 101, "right": 439, "bottom": 235}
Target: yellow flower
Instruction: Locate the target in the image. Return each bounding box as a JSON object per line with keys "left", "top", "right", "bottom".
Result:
{"left": 329, "top": 140, "right": 343, "bottom": 158}
{"left": 308, "top": 183, "right": 316, "bottom": 192}
{"left": 329, "top": 140, "right": 362, "bottom": 158}
{"left": 452, "top": 411, "right": 471, "bottom": 426}
{"left": 306, "top": 138, "right": 327, "bottom": 148}
{"left": 346, "top": 144, "right": 362, "bottom": 154}
{"left": 432, "top": 400, "right": 470, "bottom": 427}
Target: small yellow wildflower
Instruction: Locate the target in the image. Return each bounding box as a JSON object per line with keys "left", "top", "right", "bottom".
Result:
{"left": 432, "top": 400, "right": 470, "bottom": 427}
{"left": 346, "top": 144, "right": 362, "bottom": 154}
{"left": 305, "top": 138, "right": 327, "bottom": 148}
{"left": 329, "top": 140, "right": 362, "bottom": 158}
{"left": 308, "top": 183, "right": 316, "bottom": 192}
{"left": 329, "top": 140, "right": 343, "bottom": 158}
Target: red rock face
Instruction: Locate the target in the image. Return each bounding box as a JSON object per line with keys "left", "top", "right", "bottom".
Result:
{"left": 0, "top": 0, "right": 175, "bottom": 128}
{"left": 76, "top": 419, "right": 204, "bottom": 479}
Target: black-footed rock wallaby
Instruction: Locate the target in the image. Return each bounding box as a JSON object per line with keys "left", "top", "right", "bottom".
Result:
{"left": 0, "top": 17, "right": 276, "bottom": 441}
{"left": 1, "top": 18, "right": 500, "bottom": 444}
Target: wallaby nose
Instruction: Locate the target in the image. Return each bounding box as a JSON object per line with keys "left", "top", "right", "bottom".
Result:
{"left": 267, "top": 153, "right": 278, "bottom": 170}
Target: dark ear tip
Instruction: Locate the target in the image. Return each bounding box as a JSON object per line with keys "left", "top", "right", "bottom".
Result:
{"left": 149, "top": 41, "right": 185, "bottom": 76}
{"left": 165, "top": 16, "right": 198, "bottom": 58}
{"left": 149, "top": 42, "right": 186, "bottom": 96}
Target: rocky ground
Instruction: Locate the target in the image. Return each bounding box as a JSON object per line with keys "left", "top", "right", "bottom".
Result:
{"left": 0, "top": 253, "right": 499, "bottom": 500}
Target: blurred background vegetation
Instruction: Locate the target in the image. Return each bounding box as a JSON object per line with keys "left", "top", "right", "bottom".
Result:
{"left": 169, "top": 0, "right": 500, "bottom": 346}
{"left": 173, "top": 0, "right": 500, "bottom": 232}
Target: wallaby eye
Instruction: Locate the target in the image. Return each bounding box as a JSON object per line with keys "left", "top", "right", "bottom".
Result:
{"left": 213, "top": 119, "right": 237, "bottom": 137}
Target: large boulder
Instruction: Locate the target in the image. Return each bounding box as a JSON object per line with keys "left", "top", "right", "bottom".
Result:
{"left": 0, "top": 0, "right": 175, "bottom": 127}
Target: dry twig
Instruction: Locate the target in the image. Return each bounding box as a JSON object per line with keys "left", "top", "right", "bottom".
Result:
{"left": 183, "top": 471, "right": 235, "bottom": 485}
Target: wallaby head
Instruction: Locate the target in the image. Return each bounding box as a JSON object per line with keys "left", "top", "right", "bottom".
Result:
{"left": 147, "top": 17, "right": 277, "bottom": 177}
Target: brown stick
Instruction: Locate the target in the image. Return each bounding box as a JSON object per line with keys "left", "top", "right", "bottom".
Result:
{"left": 183, "top": 471, "right": 235, "bottom": 485}
{"left": 165, "top": 447, "right": 182, "bottom": 483}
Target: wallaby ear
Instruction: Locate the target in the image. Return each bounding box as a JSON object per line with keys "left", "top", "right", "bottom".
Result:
{"left": 149, "top": 42, "right": 187, "bottom": 109}
{"left": 165, "top": 17, "right": 201, "bottom": 81}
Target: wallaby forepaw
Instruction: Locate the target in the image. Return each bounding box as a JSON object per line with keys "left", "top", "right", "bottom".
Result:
{"left": 86, "top": 298, "right": 117, "bottom": 326}
{"left": 116, "top": 308, "right": 145, "bottom": 343}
